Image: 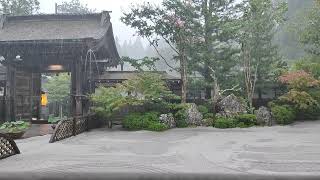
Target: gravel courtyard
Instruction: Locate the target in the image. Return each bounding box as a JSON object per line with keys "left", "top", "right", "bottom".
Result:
{"left": 1, "top": 121, "right": 320, "bottom": 180}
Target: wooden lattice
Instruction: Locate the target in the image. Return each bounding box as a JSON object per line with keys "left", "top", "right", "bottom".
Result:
{"left": 49, "top": 118, "right": 74, "bottom": 143}
{"left": 49, "top": 115, "right": 93, "bottom": 143}
{"left": 0, "top": 133, "right": 20, "bottom": 160}
{"left": 75, "top": 116, "right": 88, "bottom": 135}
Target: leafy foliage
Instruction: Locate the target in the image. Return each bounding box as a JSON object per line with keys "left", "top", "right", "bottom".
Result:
{"left": 279, "top": 71, "right": 320, "bottom": 90}
{"left": 170, "top": 103, "right": 189, "bottom": 128}
{"left": 214, "top": 117, "right": 237, "bottom": 129}
{"left": 278, "top": 71, "right": 320, "bottom": 115}
{"left": 122, "top": 111, "right": 168, "bottom": 131}
{"left": 91, "top": 72, "right": 179, "bottom": 118}
{"left": 0, "top": 121, "right": 30, "bottom": 133}
{"left": 57, "top": 0, "right": 95, "bottom": 14}
{"left": 43, "top": 74, "right": 70, "bottom": 103}
{"left": 0, "top": 0, "right": 39, "bottom": 15}
{"left": 294, "top": 56, "right": 320, "bottom": 79}
{"left": 235, "top": 114, "right": 257, "bottom": 127}
{"left": 271, "top": 105, "right": 296, "bottom": 125}
{"left": 121, "top": 0, "right": 199, "bottom": 103}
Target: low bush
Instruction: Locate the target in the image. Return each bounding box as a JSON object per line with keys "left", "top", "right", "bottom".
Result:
{"left": 147, "top": 123, "right": 168, "bottom": 132}
{"left": 214, "top": 117, "right": 237, "bottom": 129}
{"left": 0, "top": 121, "right": 30, "bottom": 133}
{"left": 123, "top": 111, "right": 169, "bottom": 131}
{"left": 271, "top": 105, "right": 296, "bottom": 125}
{"left": 174, "top": 109, "right": 188, "bottom": 128}
{"left": 170, "top": 104, "right": 189, "bottom": 128}
{"left": 235, "top": 114, "right": 257, "bottom": 127}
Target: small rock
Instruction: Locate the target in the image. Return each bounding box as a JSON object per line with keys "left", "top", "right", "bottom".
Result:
{"left": 217, "top": 94, "right": 247, "bottom": 117}
{"left": 186, "top": 103, "right": 204, "bottom": 126}
{"left": 159, "top": 114, "right": 176, "bottom": 128}
{"left": 255, "top": 106, "right": 274, "bottom": 126}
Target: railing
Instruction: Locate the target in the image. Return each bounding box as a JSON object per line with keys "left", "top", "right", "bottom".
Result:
{"left": 0, "top": 133, "right": 20, "bottom": 160}
{"left": 49, "top": 114, "right": 92, "bottom": 143}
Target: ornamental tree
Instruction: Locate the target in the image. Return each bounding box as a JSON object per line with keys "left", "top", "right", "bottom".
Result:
{"left": 121, "top": 0, "right": 198, "bottom": 103}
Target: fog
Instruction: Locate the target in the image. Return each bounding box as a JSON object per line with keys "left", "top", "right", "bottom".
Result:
{"left": 39, "top": 0, "right": 160, "bottom": 45}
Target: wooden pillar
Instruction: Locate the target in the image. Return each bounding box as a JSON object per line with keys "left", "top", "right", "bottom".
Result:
{"left": 71, "top": 60, "right": 83, "bottom": 117}
{"left": 5, "top": 64, "right": 16, "bottom": 122}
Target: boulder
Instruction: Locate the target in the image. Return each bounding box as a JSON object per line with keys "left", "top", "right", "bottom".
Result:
{"left": 255, "top": 106, "right": 273, "bottom": 126}
{"left": 217, "top": 94, "right": 247, "bottom": 117}
{"left": 159, "top": 114, "right": 176, "bottom": 128}
{"left": 186, "top": 103, "right": 204, "bottom": 126}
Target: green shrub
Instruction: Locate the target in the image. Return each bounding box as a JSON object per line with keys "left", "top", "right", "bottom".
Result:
{"left": 147, "top": 123, "right": 168, "bottom": 132}
{"left": 235, "top": 114, "right": 257, "bottom": 127}
{"left": 123, "top": 113, "right": 146, "bottom": 130}
{"left": 237, "top": 122, "right": 247, "bottom": 128}
{"left": 122, "top": 111, "right": 169, "bottom": 131}
{"left": 174, "top": 109, "right": 188, "bottom": 128}
{"left": 171, "top": 104, "right": 189, "bottom": 128}
{"left": 271, "top": 105, "right": 296, "bottom": 125}
{"left": 198, "top": 105, "right": 209, "bottom": 115}
{"left": 214, "top": 117, "right": 237, "bottom": 129}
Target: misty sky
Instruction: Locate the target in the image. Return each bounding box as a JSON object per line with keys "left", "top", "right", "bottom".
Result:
{"left": 39, "top": 0, "right": 158, "bottom": 45}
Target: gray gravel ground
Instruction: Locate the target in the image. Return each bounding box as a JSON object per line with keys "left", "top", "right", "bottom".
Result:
{"left": 1, "top": 121, "right": 320, "bottom": 180}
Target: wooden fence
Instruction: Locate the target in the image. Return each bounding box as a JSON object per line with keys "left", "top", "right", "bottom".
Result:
{"left": 49, "top": 114, "right": 94, "bottom": 143}
{"left": 0, "top": 133, "right": 20, "bottom": 160}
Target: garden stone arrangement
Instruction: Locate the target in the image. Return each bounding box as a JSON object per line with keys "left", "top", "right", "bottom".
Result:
{"left": 256, "top": 106, "right": 274, "bottom": 126}
{"left": 216, "top": 94, "right": 247, "bottom": 118}
{"left": 185, "top": 103, "right": 203, "bottom": 126}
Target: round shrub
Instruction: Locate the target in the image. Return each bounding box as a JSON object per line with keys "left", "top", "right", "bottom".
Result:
{"left": 235, "top": 114, "right": 257, "bottom": 127}
{"left": 214, "top": 117, "right": 237, "bottom": 129}
{"left": 271, "top": 105, "right": 296, "bottom": 125}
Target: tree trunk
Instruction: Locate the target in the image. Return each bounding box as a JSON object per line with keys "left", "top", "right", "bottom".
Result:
{"left": 180, "top": 54, "right": 188, "bottom": 104}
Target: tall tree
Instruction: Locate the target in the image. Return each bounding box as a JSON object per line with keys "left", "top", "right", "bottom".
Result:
{"left": 121, "top": 0, "right": 198, "bottom": 103}
{"left": 189, "top": 0, "right": 243, "bottom": 109}
{"left": 0, "top": 0, "right": 39, "bottom": 15}
{"left": 240, "top": 0, "right": 287, "bottom": 109}
{"left": 299, "top": 0, "right": 320, "bottom": 56}
{"left": 57, "top": 0, "right": 95, "bottom": 14}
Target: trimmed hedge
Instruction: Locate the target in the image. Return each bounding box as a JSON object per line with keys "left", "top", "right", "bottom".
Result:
{"left": 214, "top": 117, "right": 237, "bottom": 129}
{"left": 235, "top": 114, "right": 257, "bottom": 127}
{"left": 123, "top": 111, "right": 169, "bottom": 131}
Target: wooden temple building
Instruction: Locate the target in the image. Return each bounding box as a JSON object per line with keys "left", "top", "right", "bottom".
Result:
{"left": 0, "top": 12, "right": 120, "bottom": 122}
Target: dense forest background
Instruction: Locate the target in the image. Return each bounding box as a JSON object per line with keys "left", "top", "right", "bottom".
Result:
{"left": 114, "top": 0, "right": 314, "bottom": 74}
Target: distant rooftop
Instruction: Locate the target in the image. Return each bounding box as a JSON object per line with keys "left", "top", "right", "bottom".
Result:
{"left": 97, "top": 71, "right": 181, "bottom": 81}
{"left": 0, "top": 12, "right": 112, "bottom": 42}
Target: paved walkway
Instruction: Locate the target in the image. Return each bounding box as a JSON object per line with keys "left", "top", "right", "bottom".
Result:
{"left": 1, "top": 121, "right": 320, "bottom": 180}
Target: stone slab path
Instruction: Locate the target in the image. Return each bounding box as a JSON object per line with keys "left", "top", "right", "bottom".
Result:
{"left": 1, "top": 121, "right": 320, "bottom": 180}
